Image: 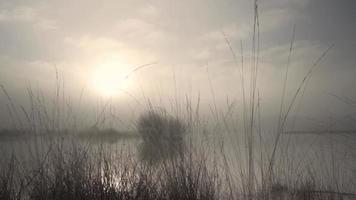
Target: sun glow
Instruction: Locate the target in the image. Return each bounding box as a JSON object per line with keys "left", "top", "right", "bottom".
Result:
{"left": 91, "top": 59, "right": 131, "bottom": 97}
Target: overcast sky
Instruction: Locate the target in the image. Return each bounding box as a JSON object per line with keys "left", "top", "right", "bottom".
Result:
{"left": 0, "top": 0, "right": 355, "bottom": 130}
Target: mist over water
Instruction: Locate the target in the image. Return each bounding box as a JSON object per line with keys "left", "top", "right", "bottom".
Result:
{"left": 1, "top": 0, "right": 356, "bottom": 199}
{"left": 2, "top": 120, "right": 356, "bottom": 194}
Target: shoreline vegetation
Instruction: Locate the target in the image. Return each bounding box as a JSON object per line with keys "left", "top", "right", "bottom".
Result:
{"left": 1, "top": 108, "right": 355, "bottom": 200}
{"left": 1, "top": 1, "right": 355, "bottom": 200}
{"left": 1, "top": 113, "right": 355, "bottom": 200}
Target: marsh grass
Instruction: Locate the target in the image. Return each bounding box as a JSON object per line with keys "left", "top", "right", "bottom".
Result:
{"left": 0, "top": 137, "right": 222, "bottom": 200}
{"left": 1, "top": 119, "right": 353, "bottom": 200}
{"left": 0, "top": 84, "right": 355, "bottom": 200}
{"left": 0, "top": 1, "right": 355, "bottom": 200}
{"left": 0, "top": 155, "right": 17, "bottom": 200}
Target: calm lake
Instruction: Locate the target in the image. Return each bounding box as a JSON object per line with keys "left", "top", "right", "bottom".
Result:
{"left": 1, "top": 130, "right": 356, "bottom": 194}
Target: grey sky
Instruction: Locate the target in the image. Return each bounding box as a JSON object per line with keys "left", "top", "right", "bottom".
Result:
{"left": 0, "top": 0, "right": 355, "bottom": 130}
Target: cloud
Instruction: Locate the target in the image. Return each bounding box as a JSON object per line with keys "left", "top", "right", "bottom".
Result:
{"left": 65, "top": 36, "right": 123, "bottom": 53}
{"left": 0, "top": 0, "right": 355, "bottom": 129}
{"left": 0, "top": 6, "right": 57, "bottom": 30}
{"left": 113, "top": 18, "right": 168, "bottom": 45}
{"left": 0, "top": 7, "right": 36, "bottom": 21}
{"left": 137, "top": 5, "right": 160, "bottom": 19}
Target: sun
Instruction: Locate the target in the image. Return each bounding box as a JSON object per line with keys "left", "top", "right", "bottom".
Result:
{"left": 91, "top": 59, "right": 131, "bottom": 97}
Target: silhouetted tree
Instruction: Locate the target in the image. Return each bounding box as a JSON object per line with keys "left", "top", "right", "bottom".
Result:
{"left": 137, "top": 110, "right": 186, "bottom": 164}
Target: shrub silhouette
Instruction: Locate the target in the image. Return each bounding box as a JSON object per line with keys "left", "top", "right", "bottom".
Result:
{"left": 137, "top": 110, "right": 186, "bottom": 164}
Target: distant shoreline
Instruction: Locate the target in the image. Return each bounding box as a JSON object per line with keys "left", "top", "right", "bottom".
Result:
{"left": 0, "top": 128, "right": 140, "bottom": 142}
{"left": 285, "top": 130, "right": 356, "bottom": 135}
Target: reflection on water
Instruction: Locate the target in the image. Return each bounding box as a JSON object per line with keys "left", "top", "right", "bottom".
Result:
{"left": 1, "top": 130, "right": 356, "bottom": 193}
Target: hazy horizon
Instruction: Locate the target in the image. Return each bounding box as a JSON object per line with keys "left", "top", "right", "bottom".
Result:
{"left": 0, "top": 0, "right": 355, "bottom": 132}
{"left": 1, "top": 1, "right": 356, "bottom": 199}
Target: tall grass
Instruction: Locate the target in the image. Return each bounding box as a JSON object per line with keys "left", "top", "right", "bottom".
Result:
{"left": 1, "top": 82, "right": 354, "bottom": 200}
{"left": 1, "top": 94, "right": 352, "bottom": 200}
{"left": 0, "top": 1, "right": 355, "bottom": 200}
